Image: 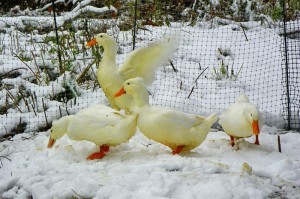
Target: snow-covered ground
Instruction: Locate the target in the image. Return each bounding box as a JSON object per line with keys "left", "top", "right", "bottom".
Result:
{"left": 0, "top": 4, "right": 300, "bottom": 198}
{"left": 0, "top": 126, "right": 300, "bottom": 198}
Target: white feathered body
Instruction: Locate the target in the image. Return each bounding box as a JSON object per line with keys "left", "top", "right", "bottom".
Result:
{"left": 137, "top": 106, "right": 218, "bottom": 152}
{"left": 51, "top": 105, "right": 137, "bottom": 146}
{"left": 219, "top": 101, "right": 263, "bottom": 138}
{"left": 116, "top": 77, "right": 218, "bottom": 153}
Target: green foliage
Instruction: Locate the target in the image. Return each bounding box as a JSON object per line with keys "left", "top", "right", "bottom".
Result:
{"left": 0, "top": 35, "right": 5, "bottom": 54}
{"left": 176, "top": 0, "right": 299, "bottom": 22}
{"left": 212, "top": 61, "right": 243, "bottom": 81}
{"left": 51, "top": 82, "right": 79, "bottom": 103}
{"left": 260, "top": 1, "right": 283, "bottom": 21}
{"left": 44, "top": 35, "right": 57, "bottom": 43}
{"left": 44, "top": 28, "right": 88, "bottom": 74}
{"left": 2, "top": 84, "right": 27, "bottom": 113}
{"left": 17, "top": 51, "right": 33, "bottom": 62}
{"left": 258, "top": 0, "right": 299, "bottom": 21}
{"left": 1, "top": 27, "right": 94, "bottom": 117}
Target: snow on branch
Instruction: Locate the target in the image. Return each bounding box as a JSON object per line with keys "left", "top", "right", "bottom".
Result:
{"left": 3, "top": 3, "right": 118, "bottom": 31}
{"left": 37, "top": 0, "right": 66, "bottom": 12}
{"left": 60, "top": 5, "right": 117, "bottom": 26}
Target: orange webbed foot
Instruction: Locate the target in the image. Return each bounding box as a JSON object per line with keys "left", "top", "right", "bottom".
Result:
{"left": 230, "top": 135, "right": 235, "bottom": 147}
{"left": 254, "top": 135, "right": 260, "bottom": 145}
{"left": 87, "top": 152, "right": 106, "bottom": 160}
{"left": 87, "top": 145, "right": 110, "bottom": 160}
{"left": 100, "top": 145, "right": 110, "bottom": 153}
{"left": 172, "top": 145, "right": 185, "bottom": 155}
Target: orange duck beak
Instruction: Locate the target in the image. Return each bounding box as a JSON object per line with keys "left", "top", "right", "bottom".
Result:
{"left": 252, "top": 120, "right": 260, "bottom": 145}
{"left": 47, "top": 137, "right": 56, "bottom": 148}
{"left": 86, "top": 38, "right": 97, "bottom": 47}
{"left": 252, "top": 120, "right": 259, "bottom": 135}
{"left": 114, "top": 87, "right": 126, "bottom": 97}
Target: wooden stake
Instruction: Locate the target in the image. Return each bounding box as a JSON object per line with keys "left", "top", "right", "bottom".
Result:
{"left": 42, "top": 98, "right": 49, "bottom": 127}
{"left": 278, "top": 135, "right": 282, "bottom": 153}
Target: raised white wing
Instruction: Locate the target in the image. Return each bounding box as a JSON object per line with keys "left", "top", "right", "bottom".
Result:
{"left": 118, "top": 35, "right": 178, "bottom": 84}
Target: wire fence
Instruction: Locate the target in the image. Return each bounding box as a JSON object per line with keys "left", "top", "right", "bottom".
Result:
{"left": 281, "top": 18, "right": 300, "bottom": 130}
{"left": 0, "top": 0, "right": 299, "bottom": 137}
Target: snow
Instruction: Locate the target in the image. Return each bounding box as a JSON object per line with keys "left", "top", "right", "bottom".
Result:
{"left": 0, "top": 127, "right": 300, "bottom": 198}
{"left": 1, "top": 3, "right": 300, "bottom": 199}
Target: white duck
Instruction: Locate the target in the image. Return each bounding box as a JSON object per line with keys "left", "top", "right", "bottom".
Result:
{"left": 114, "top": 77, "right": 218, "bottom": 154}
{"left": 47, "top": 104, "right": 137, "bottom": 160}
{"left": 86, "top": 33, "right": 178, "bottom": 112}
{"left": 219, "top": 93, "right": 264, "bottom": 147}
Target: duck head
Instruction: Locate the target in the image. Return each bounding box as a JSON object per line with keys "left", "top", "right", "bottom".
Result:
{"left": 114, "top": 77, "right": 145, "bottom": 97}
{"left": 86, "top": 33, "right": 118, "bottom": 51}
{"left": 114, "top": 78, "right": 149, "bottom": 112}
{"left": 236, "top": 93, "right": 250, "bottom": 103}
{"left": 47, "top": 116, "right": 72, "bottom": 148}
{"left": 244, "top": 106, "right": 260, "bottom": 135}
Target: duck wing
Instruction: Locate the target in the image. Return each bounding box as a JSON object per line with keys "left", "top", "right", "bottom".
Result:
{"left": 145, "top": 107, "right": 205, "bottom": 130}
{"left": 118, "top": 36, "right": 178, "bottom": 84}
{"left": 75, "top": 106, "right": 125, "bottom": 127}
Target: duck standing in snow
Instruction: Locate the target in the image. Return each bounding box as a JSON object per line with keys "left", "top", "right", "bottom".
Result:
{"left": 219, "top": 93, "right": 264, "bottom": 147}
{"left": 86, "top": 33, "right": 178, "bottom": 113}
{"left": 114, "top": 77, "right": 218, "bottom": 155}
{"left": 47, "top": 104, "right": 137, "bottom": 160}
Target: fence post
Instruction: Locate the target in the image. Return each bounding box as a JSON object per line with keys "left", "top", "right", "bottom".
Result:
{"left": 282, "top": 0, "right": 291, "bottom": 130}
{"left": 132, "top": 0, "right": 138, "bottom": 50}
{"left": 51, "top": 0, "right": 63, "bottom": 74}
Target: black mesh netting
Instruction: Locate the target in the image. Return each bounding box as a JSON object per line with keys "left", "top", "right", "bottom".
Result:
{"left": 0, "top": 1, "right": 299, "bottom": 136}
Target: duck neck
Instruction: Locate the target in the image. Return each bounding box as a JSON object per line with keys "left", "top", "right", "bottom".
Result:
{"left": 52, "top": 115, "right": 74, "bottom": 139}
{"left": 130, "top": 87, "right": 150, "bottom": 114}
{"left": 102, "top": 42, "right": 118, "bottom": 62}
{"left": 98, "top": 43, "right": 119, "bottom": 80}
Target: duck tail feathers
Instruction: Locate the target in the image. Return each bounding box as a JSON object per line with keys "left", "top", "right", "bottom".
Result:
{"left": 205, "top": 113, "right": 219, "bottom": 126}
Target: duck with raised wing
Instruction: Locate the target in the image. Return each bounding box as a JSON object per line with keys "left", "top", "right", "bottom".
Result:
{"left": 86, "top": 33, "right": 178, "bottom": 112}
{"left": 219, "top": 93, "right": 264, "bottom": 147}
{"left": 47, "top": 104, "right": 137, "bottom": 160}
{"left": 114, "top": 77, "right": 218, "bottom": 155}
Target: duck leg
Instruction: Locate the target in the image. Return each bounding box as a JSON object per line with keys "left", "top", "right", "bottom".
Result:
{"left": 87, "top": 145, "right": 110, "bottom": 160}
{"left": 172, "top": 145, "right": 185, "bottom": 155}
{"left": 230, "top": 135, "right": 235, "bottom": 147}
{"left": 254, "top": 135, "right": 260, "bottom": 145}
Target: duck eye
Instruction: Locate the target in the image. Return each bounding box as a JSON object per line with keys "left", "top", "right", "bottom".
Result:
{"left": 100, "top": 35, "right": 103, "bottom": 38}
{"left": 127, "top": 82, "right": 130, "bottom": 85}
